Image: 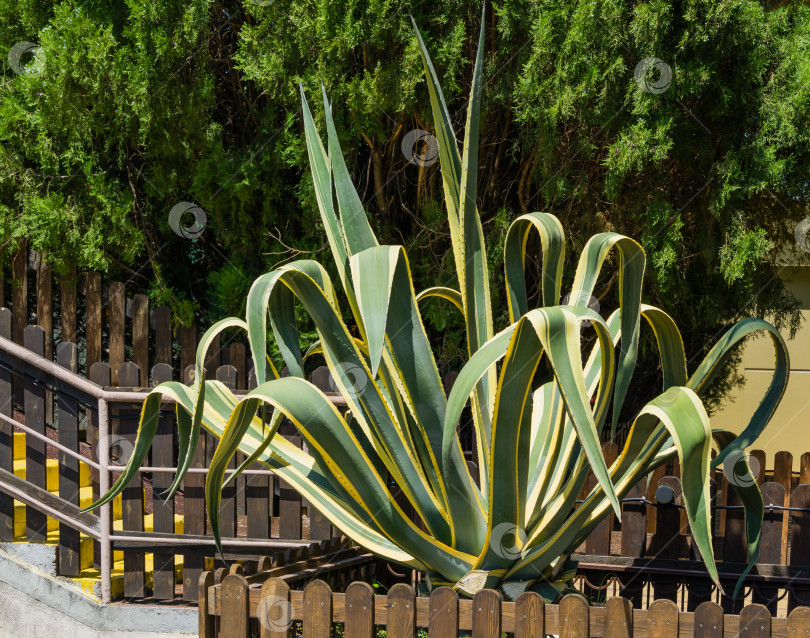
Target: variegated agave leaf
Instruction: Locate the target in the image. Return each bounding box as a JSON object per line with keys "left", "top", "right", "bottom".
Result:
{"left": 86, "top": 6, "right": 789, "bottom": 601}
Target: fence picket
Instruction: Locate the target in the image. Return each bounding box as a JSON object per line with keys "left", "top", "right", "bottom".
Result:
{"left": 0, "top": 307, "right": 12, "bottom": 541}
{"left": 260, "top": 577, "right": 292, "bottom": 638}
{"left": 183, "top": 363, "right": 206, "bottom": 602}
{"left": 221, "top": 574, "right": 251, "bottom": 638}
{"left": 11, "top": 242, "right": 26, "bottom": 346}
{"left": 429, "top": 587, "right": 459, "bottom": 638}
{"left": 586, "top": 442, "right": 618, "bottom": 556}
{"left": 132, "top": 294, "right": 149, "bottom": 380}
{"left": 790, "top": 485, "right": 810, "bottom": 611}
{"left": 344, "top": 581, "right": 374, "bottom": 638}
{"left": 60, "top": 263, "right": 77, "bottom": 345}
{"left": 514, "top": 591, "right": 544, "bottom": 638}
{"left": 303, "top": 580, "right": 332, "bottom": 638}
{"left": 85, "top": 272, "right": 102, "bottom": 370}
{"left": 56, "top": 341, "right": 80, "bottom": 575}
{"left": 647, "top": 599, "right": 678, "bottom": 638}
{"left": 11, "top": 245, "right": 26, "bottom": 409}
{"left": 788, "top": 607, "right": 810, "bottom": 638}
{"left": 756, "top": 482, "right": 786, "bottom": 613}
{"left": 230, "top": 342, "right": 246, "bottom": 389}
{"left": 752, "top": 450, "right": 767, "bottom": 486}
{"left": 151, "top": 362, "right": 175, "bottom": 600}
{"left": 24, "top": 325, "right": 47, "bottom": 542}
{"left": 472, "top": 589, "right": 501, "bottom": 638}
{"left": 199, "top": 571, "right": 216, "bottom": 638}
{"left": 153, "top": 306, "right": 172, "bottom": 367}
{"left": 118, "top": 361, "right": 145, "bottom": 597}
{"left": 109, "top": 283, "right": 125, "bottom": 385}
{"left": 602, "top": 597, "right": 631, "bottom": 638}
{"left": 179, "top": 322, "right": 197, "bottom": 377}
{"left": 278, "top": 433, "right": 303, "bottom": 540}
{"left": 216, "top": 364, "right": 238, "bottom": 537}
{"left": 693, "top": 601, "right": 723, "bottom": 638}
{"left": 387, "top": 582, "right": 416, "bottom": 638}
{"left": 739, "top": 603, "right": 771, "bottom": 638}
{"left": 88, "top": 362, "right": 110, "bottom": 568}
{"left": 559, "top": 594, "right": 589, "bottom": 638}
{"left": 247, "top": 366, "right": 271, "bottom": 540}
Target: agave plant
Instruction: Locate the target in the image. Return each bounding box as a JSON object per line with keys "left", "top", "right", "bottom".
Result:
{"left": 90, "top": 8, "right": 789, "bottom": 600}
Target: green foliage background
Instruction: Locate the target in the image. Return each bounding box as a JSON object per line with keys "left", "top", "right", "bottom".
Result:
{"left": 1, "top": 0, "right": 808, "bottom": 419}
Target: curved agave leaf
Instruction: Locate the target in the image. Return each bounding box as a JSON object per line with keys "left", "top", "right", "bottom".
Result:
{"left": 85, "top": 13, "right": 789, "bottom": 600}
{"left": 350, "top": 245, "right": 485, "bottom": 552}
{"left": 570, "top": 234, "right": 645, "bottom": 437}
{"left": 687, "top": 318, "right": 789, "bottom": 466}
{"left": 712, "top": 429, "right": 764, "bottom": 600}
{"left": 208, "top": 377, "right": 476, "bottom": 580}
{"left": 509, "top": 387, "right": 718, "bottom": 590}
{"left": 412, "top": 6, "right": 496, "bottom": 497}
{"left": 504, "top": 212, "right": 566, "bottom": 318}
{"left": 416, "top": 286, "right": 464, "bottom": 315}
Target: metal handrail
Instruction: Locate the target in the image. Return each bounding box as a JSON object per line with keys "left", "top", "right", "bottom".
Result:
{"left": 0, "top": 411, "right": 101, "bottom": 470}
{"left": 0, "top": 334, "right": 340, "bottom": 603}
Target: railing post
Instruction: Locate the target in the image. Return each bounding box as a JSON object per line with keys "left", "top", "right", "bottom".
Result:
{"left": 98, "top": 397, "right": 112, "bottom": 604}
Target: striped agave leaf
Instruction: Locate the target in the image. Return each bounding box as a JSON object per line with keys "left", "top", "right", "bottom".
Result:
{"left": 86, "top": 7, "right": 789, "bottom": 600}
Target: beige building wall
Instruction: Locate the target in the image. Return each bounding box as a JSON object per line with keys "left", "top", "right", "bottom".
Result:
{"left": 712, "top": 266, "right": 810, "bottom": 471}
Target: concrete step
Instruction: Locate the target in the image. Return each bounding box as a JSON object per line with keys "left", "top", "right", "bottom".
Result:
{"left": 0, "top": 547, "right": 196, "bottom": 637}
{"left": 1, "top": 528, "right": 94, "bottom": 573}
{"left": 70, "top": 550, "right": 186, "bottom": 600}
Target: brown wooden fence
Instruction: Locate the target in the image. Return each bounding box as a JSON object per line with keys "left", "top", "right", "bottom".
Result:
{"left": 0, "top": 242, "right": 248, "bottom": 383}
{"left": 0, "top": 314, "right": 349, "bottom": 602}
{"left": 199, "top": 574, "right": 810, "bottom": 637}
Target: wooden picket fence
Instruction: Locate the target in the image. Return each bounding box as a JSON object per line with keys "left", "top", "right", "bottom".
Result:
{"left": 0, "top": 242, "right": 256, "bottom": 384}
{"left": 199, "top": 574, "right": 810, "bottom": 637}
{"left": 0, "top": 313, "right": 352, "bottom": 602}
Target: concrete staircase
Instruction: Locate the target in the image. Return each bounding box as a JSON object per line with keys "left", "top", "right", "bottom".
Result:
{"left": 7, "top": 431, "right": 184, "bottom": 600}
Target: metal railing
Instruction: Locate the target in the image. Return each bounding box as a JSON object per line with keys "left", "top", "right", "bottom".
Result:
{"left": 0, "top": 334, "right": 338, "bottom": 603}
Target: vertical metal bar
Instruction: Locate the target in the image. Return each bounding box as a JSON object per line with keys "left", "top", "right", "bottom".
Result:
{"left": 98, "top": 397, "right": 112, "bottom": 604}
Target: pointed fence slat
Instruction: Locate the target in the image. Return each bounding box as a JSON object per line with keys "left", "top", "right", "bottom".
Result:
{"left": 151, "top": 362, "right": 176, "bottom": 600}
{"left": 60, "top": 264, "right": 77, "bottom": 345}
{"left": 132, "top": 294, "right": 149, "bottom": 381}
{"left": 183, "top": 363, "right": 206, "bottom": 602}
{"left": 247, "top": 366, "right": 272, "bottom": 540}
{"left": 85, "top": 272, "right": 102, "bottom": 370}
{"left": 118, "top": 361, "right": 145, "bottom": 597}
{"left": 24, "top": 325, "right": 47, "bottom": 542}
{"left": 0, "top": 307, "right": 12, "bottom": 541}
{"left": 57, "top": 341, "right": 80, "bottom": 575}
